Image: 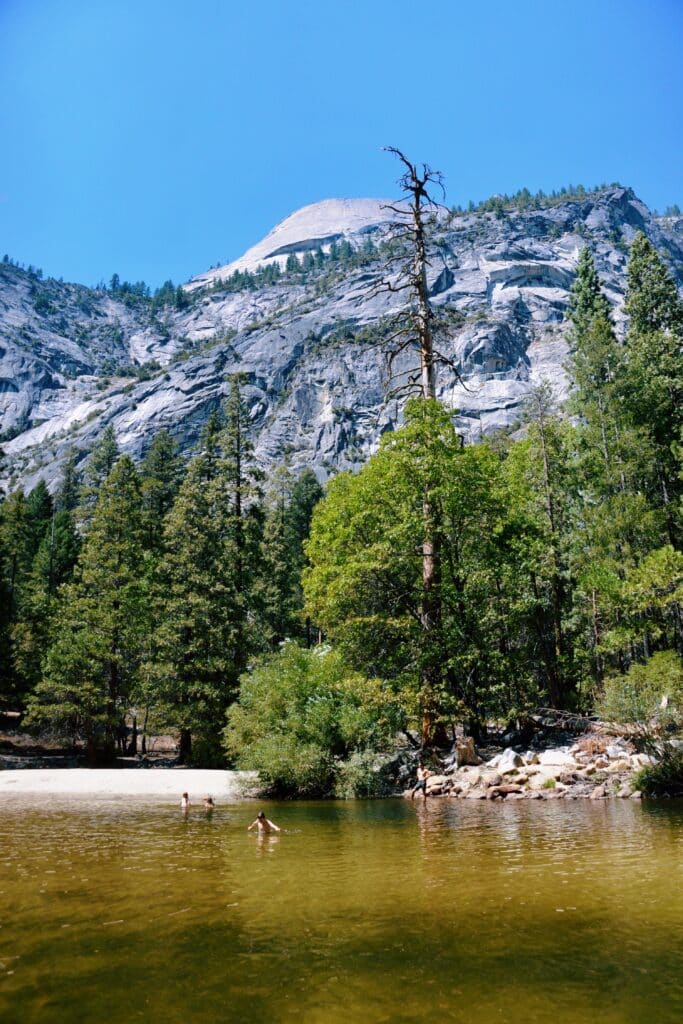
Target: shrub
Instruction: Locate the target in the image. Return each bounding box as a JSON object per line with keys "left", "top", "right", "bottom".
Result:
{"left": 596, "top": 652, "right": 683, "bottom": 726}
{"left": 634, "top": 744, "right": 683, "bottom": 797}
{"left": 334, "top": 749, "right": 397, "bottom": 799}
{"left": 223, "top": 642, "right": 404, "bottom": 797}
{"left": 542, "top": 776, "right": 556, "bottom": 790}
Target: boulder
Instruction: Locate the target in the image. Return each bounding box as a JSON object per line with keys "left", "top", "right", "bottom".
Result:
{"left": 606, "top": 758, "right": 632, "bottom": 772}
{"left": 590, "top": 785, "right": 607, "bottom": 800}
{"left": 523, "top": 750, "right": 540, "bottom": 765}
{"left": 425, "top": 774, "right": 449, "bottom": 791}
{"left": 465, "top": 789, "right": 487, "bottom": 800}
{"left": 483, "top": 772, "right": 503, "bottom": 788}
{"left": 487, "top": 784, "right": 523, "bottom": 799}
{"left": 538, "top": 750, "right": 576, "bottom": 768}
{"left": 630, "top": 790, "right": 643, "bottom": 800}
{"left": 498, "top": 748, "right": 524, "bottom": 773}
{"left": 631, "top": 753, "right": 655, "bottom": 768}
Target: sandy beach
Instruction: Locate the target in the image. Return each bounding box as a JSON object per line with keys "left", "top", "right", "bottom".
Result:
{"left": 0, "top": 768, "right": 259, "bottom": 799}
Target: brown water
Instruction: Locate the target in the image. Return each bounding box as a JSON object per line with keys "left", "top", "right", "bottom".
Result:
{"left": 1, "top": 796, "right": 682, "bottom": 1024}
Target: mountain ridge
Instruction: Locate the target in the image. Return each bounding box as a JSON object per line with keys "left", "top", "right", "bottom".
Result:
{"left": 1, "top": 185, "right": 682, "bottom": 494}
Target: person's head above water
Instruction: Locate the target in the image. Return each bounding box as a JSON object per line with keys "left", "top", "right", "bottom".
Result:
{"left": 257, "top": 811, "right": 265, "bottom": 820}
{"left": 182, "top": 792, "right": 188, "bottom": 799}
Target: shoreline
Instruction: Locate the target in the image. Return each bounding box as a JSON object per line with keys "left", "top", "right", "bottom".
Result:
{"left": 0, "top": 767, "right": 260, "bottom": 799}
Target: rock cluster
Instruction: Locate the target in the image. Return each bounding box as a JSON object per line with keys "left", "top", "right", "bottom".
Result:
{"left": 404, "top": 734, "right": 655, "bottom": 802}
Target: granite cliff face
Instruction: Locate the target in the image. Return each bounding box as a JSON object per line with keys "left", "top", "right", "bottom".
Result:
{"left": 1, "top": 188, "right": 682, "bottom": 492}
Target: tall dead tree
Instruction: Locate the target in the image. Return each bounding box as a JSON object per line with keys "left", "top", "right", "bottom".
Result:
{"left": 379, "top": 148, "right": 463, "bottom": 744}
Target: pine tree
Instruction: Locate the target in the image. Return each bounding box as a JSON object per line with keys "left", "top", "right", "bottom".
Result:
{"left": 508, "top": 382, "right": 578, "bottom": 707}
{"left": 11, "top": 504, "right": 81, "bottom": 701}
{"left": 25, "top": 481, "right": 53, "bottom": 554}
{"left": 0, "top": 488, "right": 49, "bottom": 705}
{"left": 624, "top": 232, "right": 682, "bottom": 335}
{"left": 620, "top": 232, "right": 683, "bottom": 544}
{"left": 567, "top": 247, "right": 611, "bottom": 340}
{"left": 57, "top": 449, "right": 81, "bottom": 513}
{"left": 149, "top": 414, "right": 237, "bottom": 764}
{"left": 25, "top": 457, "right": 147, "bottom": 759}
{"left": 260, "top": 468, "right": 299, "bottom": 645}
{"left": 139, "top": 430, "right": 182, "bottom": 551}
{"left": 78, "top": 424, "right": 120, "bottom": 528}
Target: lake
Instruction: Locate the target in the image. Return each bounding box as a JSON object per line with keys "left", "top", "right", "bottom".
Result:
{"left": 1, "top": 796, "right": 682, "bottom": 1023}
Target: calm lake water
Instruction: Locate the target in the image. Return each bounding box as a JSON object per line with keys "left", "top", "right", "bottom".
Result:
{"left": 1, "top": 796, "right": 682, "bottom": 1024}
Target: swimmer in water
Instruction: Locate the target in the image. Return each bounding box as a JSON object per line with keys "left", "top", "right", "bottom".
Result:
{"left": 247, "top": 811, "right": 281, "bottom": 834}
{"left": 180, "top": 792, "right": 190, "bottom": 812}
{"left": 203, "top": 795, "right": 215, "bottom": 812}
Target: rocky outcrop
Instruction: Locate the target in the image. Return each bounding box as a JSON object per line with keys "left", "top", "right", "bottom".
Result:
{"left": 403, "top": 733, "right": 656, "bottom": 801}
{"left": 1, "top": 188, "right": 682, "bottom": 493}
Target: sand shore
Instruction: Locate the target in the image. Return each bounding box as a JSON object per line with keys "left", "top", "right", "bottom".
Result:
{"left": 0, "top": 767, "right": 259, "bottom": 799}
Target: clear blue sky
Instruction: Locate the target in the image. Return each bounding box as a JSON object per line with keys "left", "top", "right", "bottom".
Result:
{"left": 1, "top": 0, "right": 681, "bottom": 288}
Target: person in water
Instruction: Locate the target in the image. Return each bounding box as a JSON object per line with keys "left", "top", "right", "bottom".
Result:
{"left": 247, "top": 811, "right": 281, "bottom": 834}
{"left": 411, "top": 763, "right": 432, "bottom": 801}
{"left": 203, "top": 795, "right": 215, "bottom": 812}
{"left": 180, "top": 792, "right": 190, "bottom": 812}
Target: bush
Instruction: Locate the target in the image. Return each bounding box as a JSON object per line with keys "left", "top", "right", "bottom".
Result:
{"left": 334, "top": 749, "right": 397, "bottom": 799}
{"left": 223, "top": 643, "right": 404, "bottom": 797}
{"left": 634, "top": 744, "right": 683, "bottom": 797}
{"left": 596, "top": 651, "right": 683, "bottom": 726}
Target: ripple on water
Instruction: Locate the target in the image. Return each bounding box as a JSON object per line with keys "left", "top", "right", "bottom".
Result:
{"left": 0, "top": 796, "right": 682, "bottom": 1024}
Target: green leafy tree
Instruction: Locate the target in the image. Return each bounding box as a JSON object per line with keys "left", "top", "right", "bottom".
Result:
{"left": 305, "top": 399, "right": 550, "bottom": 733}
{"left": 224, "top": 643, "right": 404, "bottom": 797}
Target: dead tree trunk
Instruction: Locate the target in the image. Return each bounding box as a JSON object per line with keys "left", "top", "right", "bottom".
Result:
{"left": 385, "top": 148, "right": 444, "bottom": 744}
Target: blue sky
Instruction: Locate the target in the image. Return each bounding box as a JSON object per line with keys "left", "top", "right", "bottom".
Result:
{"left": 1, "top": 0, "right": 681, "bottom": 288}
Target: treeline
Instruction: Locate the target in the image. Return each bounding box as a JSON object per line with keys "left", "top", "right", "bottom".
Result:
{"left": 96, "top": 236, "right": 380, "bottom": 309}
{"left": 0, "top": 230, "right": 681, "bottom": 789}
{"left": 205, "top": 235, "right": 379, "bottom": 296}
{"left": 452, "top": 182, "right": 623, "bottom": 217}
{"left": 0, "top": 387, "right": 322, "bottom": 765}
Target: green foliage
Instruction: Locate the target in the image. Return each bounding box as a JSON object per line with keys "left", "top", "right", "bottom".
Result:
{"left": 260, "top": 467, "right": 323, "bottom": 645}
{"left": 139, "top": 430, "right": 182, "bottom": 551}
{"left": 305, "top": 399, "right": 555, "bottom": 726}
{"left": 334, "top": 749, "right": 398, "bottom": 799}
{"left": 78, "top": 424, "right": 119, "bottom": 530}
{"left": 224, "top": 643, "right": 404, "bottom": 797}
{"left": 25, "top": 457, "right": 148, "bottom": 756}
{"left": 596, "top": 651, "right": 683, "bottom": 725}
{"left": 634, "top": 745, "right": 683, "bottom": 797}
{"left": 452, "top": 183, "right": 619, "bottom": 218}
{"left": 567, "top": 247, "right": 611, "bottom": 340}
{"left": 625, "top": 232, "right": 682, "bottom": 336}
{"left": 146, "top": 380, "right": 265, "bottom": 763}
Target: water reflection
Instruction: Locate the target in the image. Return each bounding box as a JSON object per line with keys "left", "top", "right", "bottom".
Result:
{"left": 0, "top": 795, "right": 682, "bottom": 1023}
